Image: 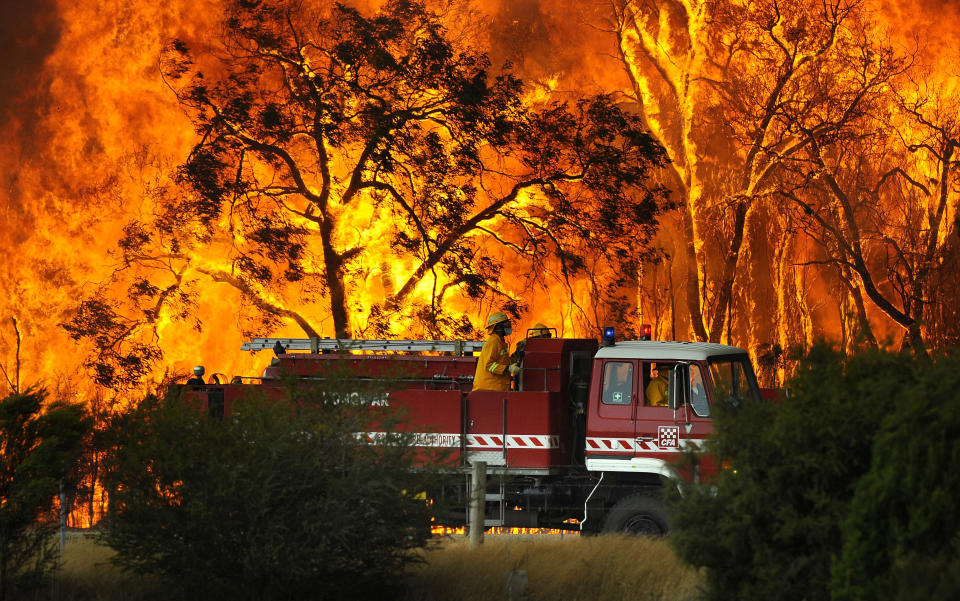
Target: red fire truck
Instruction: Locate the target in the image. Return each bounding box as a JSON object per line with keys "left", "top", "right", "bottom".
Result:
{"left": 183, "top": 329, "right": 762, "bottom": 535}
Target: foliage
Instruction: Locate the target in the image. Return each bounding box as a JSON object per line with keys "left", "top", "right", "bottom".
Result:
{"left": 65, "top": 0, "right": 670, "bottom": 388}
{"left": 0, "top": 388, "right": 90, "bottom": 601}
{"left": 669, "top": 344, "right": 912, "bottom": 601}
{"left": 832, "top": 349, "right": 960, "bottom": 601}
{"left": 100, "top": 379, "right": 438, "bottom": 601}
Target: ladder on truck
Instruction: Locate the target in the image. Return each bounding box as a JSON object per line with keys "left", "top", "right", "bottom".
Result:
{"left": 241, "top": 337, "right": 486, "bottom": 357}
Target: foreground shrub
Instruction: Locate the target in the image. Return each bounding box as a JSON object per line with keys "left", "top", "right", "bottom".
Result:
{"left": 833, "top": 349, "right": 960, "bottom": 601}
{"left": 669, "top": 344, "right": 912, "bottom": 601}
{"left": 0, "top": 388, "right": 90, "bottom": 601}
{"left": 100, "top": 383, "right": 435, "bottom": 601}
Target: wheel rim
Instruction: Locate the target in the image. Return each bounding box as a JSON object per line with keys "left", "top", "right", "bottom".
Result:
{"left": 622, "top": 514, "right": 664, "bottom": 535}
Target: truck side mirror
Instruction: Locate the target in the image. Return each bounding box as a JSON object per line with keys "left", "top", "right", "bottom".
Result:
{"left": 669, "top": 363, "right": 690, "bottom": 410}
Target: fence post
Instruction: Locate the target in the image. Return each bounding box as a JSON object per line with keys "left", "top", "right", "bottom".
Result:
{"left": 469, "top": 461, "right": 486, "bottom": 547}
{"left": 59, "top": 478, "right": 66, "bottom": 550}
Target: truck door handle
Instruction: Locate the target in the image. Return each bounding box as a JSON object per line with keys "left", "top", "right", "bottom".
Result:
{"left": 635, "top": 436, "right": 654, "bottom": 442}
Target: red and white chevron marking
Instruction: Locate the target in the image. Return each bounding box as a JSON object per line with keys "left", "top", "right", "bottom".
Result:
{"left": 585, "top": 436, "right": 697, "bottom": 453}
{"left": 359, "top": 432, "right": 559, "bottom": 449}
{"left": 466, "top": 434, "right": 560, "bottom": 450}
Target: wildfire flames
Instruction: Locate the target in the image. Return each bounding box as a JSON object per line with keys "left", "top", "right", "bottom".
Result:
{"left": 2, "top": 0, "right": 959, "bottom": 405}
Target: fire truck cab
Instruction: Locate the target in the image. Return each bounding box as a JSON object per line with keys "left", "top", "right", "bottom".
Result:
{"left": 182, "top": 333, "right": 762, "bottom": 535}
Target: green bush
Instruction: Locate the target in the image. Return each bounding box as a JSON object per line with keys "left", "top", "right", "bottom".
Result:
{"left": 669, "top": 344, "right": 913, "bottom": 601}
{"left": 832, "top": 349, "right": 960, "bottom": 601}
{"left": 0, "top": 388, "right": 90, "bottom": 601}
{"left": 100, "top": 380, "right": 437, "bottom": 601}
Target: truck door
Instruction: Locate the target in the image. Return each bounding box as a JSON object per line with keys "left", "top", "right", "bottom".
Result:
{"left": 586, "top": 359, "right": 640, "bottom": 457}
{"left": 634, "top": 361, "right": 713, "bottom": 460}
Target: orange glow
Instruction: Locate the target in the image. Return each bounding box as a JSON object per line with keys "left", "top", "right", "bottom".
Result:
{"left": 2, "top": 0, "right": 958, "bottom": 526}
{"left": 1, "top": 0, "right": 952, "bottom": 398}
{"left": 430, "top": 525, "right": 578, "bottom": 537}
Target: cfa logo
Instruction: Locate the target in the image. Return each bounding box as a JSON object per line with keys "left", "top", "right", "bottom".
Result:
{"left": 657, "top": 425, "right": 680, "bottom": 448}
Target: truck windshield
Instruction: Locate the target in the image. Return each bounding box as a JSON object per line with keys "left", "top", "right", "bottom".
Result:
{"left": 707, "top": 355, "right": 761, "bottom": 406}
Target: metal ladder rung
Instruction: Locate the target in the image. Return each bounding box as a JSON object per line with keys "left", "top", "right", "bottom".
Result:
{"left": 241, "top": 337, "right": 484, "bottom": 355}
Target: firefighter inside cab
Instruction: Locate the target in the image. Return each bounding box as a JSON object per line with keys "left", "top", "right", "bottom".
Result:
{"left": 473, "top": 311, "right": 521, "bottom": 391}
{"left": 646, "top": 364, "right": 669, "bottom": 406}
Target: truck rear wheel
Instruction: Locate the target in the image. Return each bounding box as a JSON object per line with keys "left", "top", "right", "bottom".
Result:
{"left": 602, "top": 493, "right": 669, "bottom": 536}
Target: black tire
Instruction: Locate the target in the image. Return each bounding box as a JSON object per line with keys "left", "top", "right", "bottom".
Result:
{"left": 601, "top": 493, "right": 669, "bottom": 536}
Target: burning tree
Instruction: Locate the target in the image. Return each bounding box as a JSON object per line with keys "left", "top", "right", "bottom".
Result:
{"left": 611, "top": 0, "right": 959, "bottom": 367}
{"left": 63, "top": 0, "right": 670, "bottom": 388}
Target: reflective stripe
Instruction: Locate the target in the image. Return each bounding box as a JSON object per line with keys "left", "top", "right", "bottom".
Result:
{"left": 467, "top": 434, "right": 560, "bottom": 449}
{"left": 585, "top": 436, "right": 704, "bottom": 453}
{"left": 488, "top": 362, "right": 500, "bottom": 373}
{"left": 360, "top": 432, "right": 559, "bottom": 450}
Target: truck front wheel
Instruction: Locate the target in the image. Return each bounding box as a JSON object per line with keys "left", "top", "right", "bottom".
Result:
{"left": 602, "top": 493, "right": 669, "bottom": 536}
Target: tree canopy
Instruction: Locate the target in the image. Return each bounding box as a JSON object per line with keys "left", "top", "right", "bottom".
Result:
{"left": 612, "top": 0, "right": 960, "bottom": 366}
{"left": 64, "top": 0, "right": 670, "bottom": 389}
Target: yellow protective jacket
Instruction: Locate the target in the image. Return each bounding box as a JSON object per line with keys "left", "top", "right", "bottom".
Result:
{"left": 646, "top": 375, "right": 669, "bottom": 406}
{"left": 473, "top": 333, "right": 511, "bottom": 391}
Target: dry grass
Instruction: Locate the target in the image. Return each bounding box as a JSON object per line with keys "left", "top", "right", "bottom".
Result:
{"left": 51, "top": 532, "right": 703, "bottom": 601}
{"left": 51, "top": 533, "right": 162, "bottom": 601}
{"left": 404, "top": 534, "right": 704, "bottom": 601}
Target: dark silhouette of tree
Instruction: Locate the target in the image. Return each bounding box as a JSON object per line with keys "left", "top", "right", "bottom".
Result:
{"left": 611, "top": 0, "right": 872, "bottom": 347}
{"left": 777, "top": 54, "right": 958, "bottom": 354}
{"left": 0, "top": 388, "right": 90, "bottom": 600}
{"left": 0, "top": 318, "right": 21, "bottom": 395}
{"left": 612, "top": 0, "right": 959, "bottom": 365}
{"left": 63, "top": 0, "right": 669, "bottom": 388}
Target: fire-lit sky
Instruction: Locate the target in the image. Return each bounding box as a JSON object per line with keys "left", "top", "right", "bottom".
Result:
{"left": 1, "top": 0, "right": 957, "bottom": 399}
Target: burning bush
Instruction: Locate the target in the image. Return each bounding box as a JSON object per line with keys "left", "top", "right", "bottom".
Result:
{"left": 99, "top": 382, "right": 437, "bottom": 601}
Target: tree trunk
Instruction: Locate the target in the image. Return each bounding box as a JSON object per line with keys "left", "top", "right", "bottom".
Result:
{"left": 319, "top": 218, "right": 350, "bottom": 339}
{"left": 680, "top": 202, "right": 708, "bottom": 341}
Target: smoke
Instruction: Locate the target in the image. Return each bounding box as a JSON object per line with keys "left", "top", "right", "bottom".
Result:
{"left": 0, "top": 0, "right": 60, "bottom": 152}
{"left": 881, "top": 0, "right": 960, "bottom": 64}
{"left": 0, "top": 0, "right": 60, "bottom": 250}
{"left": 484, "top": 0, "right": 630, "bottom": 93}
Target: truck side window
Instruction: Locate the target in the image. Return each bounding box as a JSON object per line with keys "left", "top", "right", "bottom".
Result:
{"left": 708, "top": 356, "right": 762, "bottom": 406}
{"left": 689, "top": 364, "right": 709, "bottom": 417}
{"left": 601, "top": 362, "right": 633, "bottom": 405}
{"left": 644, "top": 362, "right": 671, "bottom": 406}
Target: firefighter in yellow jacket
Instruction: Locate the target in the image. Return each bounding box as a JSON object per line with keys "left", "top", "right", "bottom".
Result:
{"left": 473, "top": 311, "right": 520, "bottom": 391}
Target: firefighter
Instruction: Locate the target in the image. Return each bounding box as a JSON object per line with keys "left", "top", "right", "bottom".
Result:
{"left": 473, "top": 311, "right": 520, "bottom": 391}
{"left": 510, "top": 322, "right": 552, "bottom": 364}
{"left": 186, "top": 365, "right": 206, "bottom": 385}
{"left": 646, "top": 364, "right": 669, "bottom": 406}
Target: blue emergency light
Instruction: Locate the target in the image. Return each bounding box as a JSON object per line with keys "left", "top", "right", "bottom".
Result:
{"left": 602, "top": 326, "right": 616, "bottom": 346}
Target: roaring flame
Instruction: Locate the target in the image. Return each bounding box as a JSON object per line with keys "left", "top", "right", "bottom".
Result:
{"left": 1, "top": 0, "right": 957, "bottom": 395}
{"left": 1, "top": 0, "right": 956, "bottom": 534}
